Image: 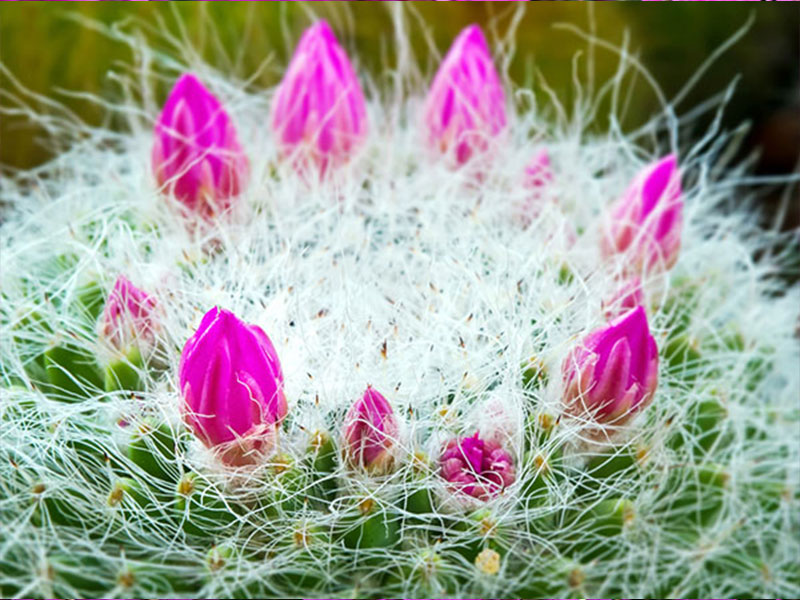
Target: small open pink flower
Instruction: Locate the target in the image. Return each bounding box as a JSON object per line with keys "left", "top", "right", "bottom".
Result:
{"left": 152, "top": 73, "right": 249, "bottom": 218}
{"left": 271, "top": 21, "right": 367, "bottom": 177}
{"left": 423, "top": 24, "right": 506, "bottom": 166}
{"left": 440, "top": 432, "right": 515, "bottom": 500}
{"left": 562, "top": 306, "right": 658, "bottom": 426}
{"left": 342, "top": 386, "right": 399, "bottom": 473}
{"left": 101, "top": 275, "right": 158, "bottom": 352}
{"left": 179, "top": 307, "right": 287, "bottom": 465}
{"left": 602, "top": 154, "right": 683, "bottom": 273}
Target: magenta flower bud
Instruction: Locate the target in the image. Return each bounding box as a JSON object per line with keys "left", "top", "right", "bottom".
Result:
{"left": 152, "top": 73, "right": 249, "bottom": 218}
{"left": 179, "top": 307, "right": 287, "bottom": 465}
{"left": 342, "top": 386, "right": 399, "bottom": 473}
{"left": 423, "top": 24, "right": 507, "bottom": 166}
{"left": 440, "top": 432, "right": 515, "bottom": 501}
{"left": 602, "top": 277, "right": 644, "bottom": 319}
{"left": 101, "top": 275, "right": 158, "bottom": 352}
{"left": 524, "top": 148, "right": 554, "bottom": 190}
{"left": 270, "top": 21, "right": 368, "bottom": 177}
{"left": 519, "top": 148, "right": 555, "bottom": 225}
{"left": 602, "top": 154, "right": 683, "bottom": 272}
{"left": 562, "top": 306, "right": 658, "bottom": 426}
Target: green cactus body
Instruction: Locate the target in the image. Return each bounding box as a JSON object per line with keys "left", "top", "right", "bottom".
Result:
{"left": 268, "top": 520, "right": 335, "bottom": 594}
{"left": 174, "top": 473, "right": 238, "bottom": 539}
{"left": 521, "top": 356, "right": 548, "bottom": 391}
{"left": 574, "top": 445, "right": 638, "bottom": 498}
{"left": 560, "top": 497, "right": 635, "bottom": 562}
{"left": 450, "top": 508, "right": 511, "bottom": 563}
{"left": 48, "top": 552, "right": 112, "bottom": 598}
{"left": 659, "top": 463, "right": 729, "bottom": 534}
{"left": 43, "top": 342, "right": 103, "bottom": 400}
{"left": 403, "top": 452, "right": 436, "bottom": 518}
{"left": 269, "top": 454, "right": 308, "bottom": 514}
{"left": 31, "top": 484, "right": 89, "bottom": 529}
{"left": 384, "top": 547, "right": 458, "bottom": 598}
{"left": 307, "top": 431, "right": 338, "bottom": 507}
{"left": 10, "top": 308, "right": 52, "bottom": 388}
{"left": 664, "top": 333, "right": 703, "bottom": 385}
{"left": 404, "top": 485, "right": 434, "bottom": 517}
{"left": 340, "top": 497, "right": 401, "bottom": 552}
{"left": 75, "top": 279, "right": 105, "bottom": 324}
{"left": 127, "top": 420, "right": 182, "bottom": 482}
{"left": 508, "top": 554, "right": 586, "bottom": 598}
{"left": 104, "top": 346, "right": 145, "bottom": 392}
{"left": 108, "top": 476, "right": 155, "bottom": 519}
{"left": 669, "top": 395, "right": 728, "bottom": 456}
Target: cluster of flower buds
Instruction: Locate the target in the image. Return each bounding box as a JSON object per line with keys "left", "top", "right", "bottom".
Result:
{"left": 149, "top": 22, "right": 679, "bottom": 492}
{"left": 149, "top": 25, "right": 685, "bottom": 283}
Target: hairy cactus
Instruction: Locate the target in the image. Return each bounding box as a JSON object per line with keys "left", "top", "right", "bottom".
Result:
{"left": 1, "top": 12, "right": 798, "bottom": 600}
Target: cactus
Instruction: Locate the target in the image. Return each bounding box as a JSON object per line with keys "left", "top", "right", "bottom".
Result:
{"left": 1, "top": 13, "right": 798, "bottom": 600}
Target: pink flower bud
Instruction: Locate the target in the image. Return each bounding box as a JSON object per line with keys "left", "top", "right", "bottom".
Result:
{"left": 423, "top": 24, "right": 507, "bottom": 166}
{"left": 562, "top": 306, "right": 658, "bottom": 426}
{"left": 602, "top": 154, "right": 683, "bottom": 273}
{"left": 440, "top": 432, "right": 515, "bottom": 500}
{"left": 524, "top": 148, "right": 554, "bottom": 190}
{"left": 271, "top": 21, "right": 368, "bottom": 177}
{"left": 101, "top": 275, "right": 158, "bottom": 352}
{"left": 179, "top": 307, "right": 287, "bottom": 465}
{"left": 602, "top": 277, "right": 644, "bottom": 319}
{"left": 342, "top": 386, "right": 399, "bottom": 473}
{"left": 519, "top": 148, "right": 555, "bottom": 225}
{"left": 152, "top": 73, "right": 249, "bottom": 218}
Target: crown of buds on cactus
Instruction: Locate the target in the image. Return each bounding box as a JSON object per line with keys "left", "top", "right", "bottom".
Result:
{"left": 1, "top": 15, "right": 797, "bottom": 600}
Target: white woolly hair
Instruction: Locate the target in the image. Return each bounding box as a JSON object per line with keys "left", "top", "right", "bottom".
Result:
{"left": 1, "top": 5, "right": 798, "bottom": 599}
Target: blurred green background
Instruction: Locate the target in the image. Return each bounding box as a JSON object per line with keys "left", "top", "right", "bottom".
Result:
{"left": 1, "top": 2, "right": 798, "bottom": 224}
